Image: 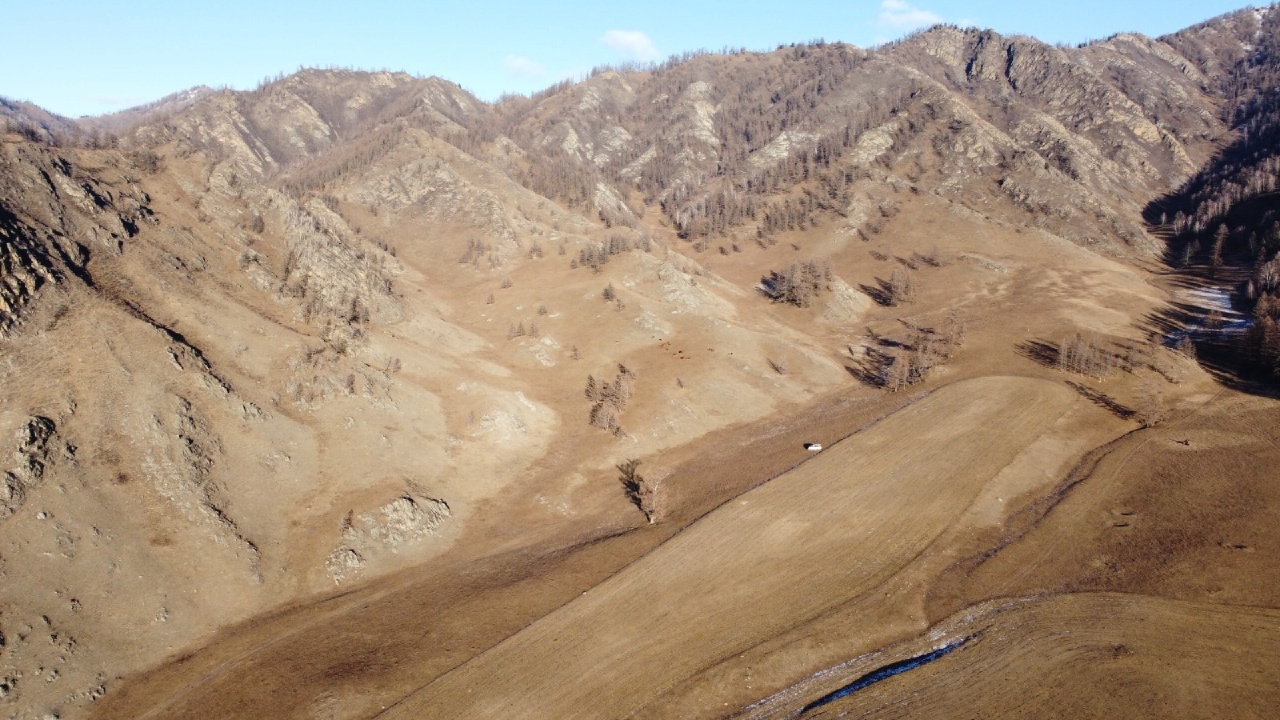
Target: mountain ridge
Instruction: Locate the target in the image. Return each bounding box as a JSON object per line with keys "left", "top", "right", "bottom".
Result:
{"left": 0, "top": 6, "right": 1277, "bottom": 720}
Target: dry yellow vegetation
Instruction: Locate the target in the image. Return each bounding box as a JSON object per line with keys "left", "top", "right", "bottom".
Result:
{"left": 786, "top": 593, "right": 1280, "bottom": 719}
{"left": 377, "top": 377, "right": 1077, "bottom": 719}
{"left": 3, "top": 7, "right": 1278, "bottom": 720}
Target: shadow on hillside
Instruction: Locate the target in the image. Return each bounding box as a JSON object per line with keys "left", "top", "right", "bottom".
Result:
{"left": 869, "top": 333, "right": 912, "bottom": 351}
{"left": 845, "top": 346, "right": 894, "bottom": 388}
{"left": 1139, "top": 301, "right": 1209, "bottom": 340}
{"left": 1015, "top": 339, "right": 1060, "bottom": 369}
{"left": 1136, "top": 281, "right": 1280, "bottom": 400}
{"left": 859, "top": 279, "right": 894, "bottom": 307}
{"left": 1140, "top": 142, "right": 1280, "bottom": 397}
{"left": 1015, "top": 341, "right": 1138, "bottom": 417}
{"left": 1065, "top": 380, "right": 1134, "bottom": 420}
{"left": 756, "top": 274, "right": 783, "bottom": 302}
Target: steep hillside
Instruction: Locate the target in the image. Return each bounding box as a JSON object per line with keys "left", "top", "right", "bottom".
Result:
{"left": 1150, "top": 6, "right": 1280, "bottom": 378}
{"left": 0, "top": 6, "right": 1278, "bottom": 720}
{"left": 490, "top": 24, "right": 1230, "bottom": 258}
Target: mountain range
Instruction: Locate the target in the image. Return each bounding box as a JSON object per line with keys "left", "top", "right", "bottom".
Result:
{"left": 1, "top": 6, "right": 1278, "bottom": 719}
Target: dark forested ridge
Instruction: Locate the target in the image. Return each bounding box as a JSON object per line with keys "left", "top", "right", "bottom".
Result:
{"left": 1147, "top": 6, "right": 1280, "bottom": 378}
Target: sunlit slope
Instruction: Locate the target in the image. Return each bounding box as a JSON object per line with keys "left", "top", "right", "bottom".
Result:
{"left": 799, "top": 592, "right": 1280, "bottom": 719}
{"left": 380, "top": 376, "right": 1076, "bottom": 720}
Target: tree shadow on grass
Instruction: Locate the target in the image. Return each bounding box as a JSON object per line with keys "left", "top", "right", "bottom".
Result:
{"left": 1138, "top": 300, "right": 1280, "bottom": 400}
{"left": 1016, "top": 339, "right": 1060, "bottom": 370}
{"left": 859, "top": 279, "right": 895, "bottom": 307}
{"left": 1066, "top": 380, "right": 1134, "bottom": 420}
{"left": 844, "top": 346, "right": 894, "bottom": 388}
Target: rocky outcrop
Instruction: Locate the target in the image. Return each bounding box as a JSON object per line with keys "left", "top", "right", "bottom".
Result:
{"left": 141, "top": 396, "right": 261, "bottom": 575}
{"left": 0, "top": 137, "right": 153, "bottom": 334}
{"left": 0, "top": 208, "right": 62, "bottom": 336}
{"left": 326, "top": 490, "right": 451, "bottom": 584}
{"left": 281, "top": 199, "right": 401, "bottom": 324}
{"left": 0, "top": 416, "right": 60, "bottom": 523}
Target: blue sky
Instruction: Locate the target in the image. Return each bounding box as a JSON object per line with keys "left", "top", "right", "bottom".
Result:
{"left": 0, "top": 1, "right": 1257, "bottom": 118}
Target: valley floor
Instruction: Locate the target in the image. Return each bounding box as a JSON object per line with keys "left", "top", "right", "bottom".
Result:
{"left": 89, "top": 367, "right": 1280, "bottom": 720}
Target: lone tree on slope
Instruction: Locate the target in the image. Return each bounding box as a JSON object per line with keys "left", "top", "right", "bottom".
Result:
{"left": 618, "top": 458, "right": 665, "bottom": 524}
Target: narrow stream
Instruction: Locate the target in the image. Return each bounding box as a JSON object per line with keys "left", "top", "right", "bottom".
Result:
{"left": 1167, "top": 286, "right": 1253, "bottom": 345}
{"left": 798, "top": 637, "right": 971, "bottom": 715}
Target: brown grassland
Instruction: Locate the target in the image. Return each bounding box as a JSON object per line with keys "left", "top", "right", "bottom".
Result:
{"left": 3, "top": 9, "right": 1279, "bottom": 718}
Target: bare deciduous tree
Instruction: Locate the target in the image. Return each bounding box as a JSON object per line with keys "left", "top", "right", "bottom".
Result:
{"left": 888, "top": 267, "right": 915, "bottom": 305}
{"left": 939, "top": 310, "right": 966, "bottom": 354}
{"left": 763, "top": 260, "right": 834, "bottom": 307}
{"left": 1134, "top": 378, "right": 1169, "bottom": 428}
{"left": 1175, "top": 334, "right": 1197, "bottom": 358}
{"left": 1059, "top": 332, "right": 1117, "bottom": 377}
{"left": 587, "top": 364, "right": 637, "bottom": 432}
{"left": 882, "top": 353, "right": 912, "bottom": 391}
{"left": 919, "top": 246, "right": 946, "bottom": 267}
{"left": 618, "top": 458, "right": 665, "bottom": 523}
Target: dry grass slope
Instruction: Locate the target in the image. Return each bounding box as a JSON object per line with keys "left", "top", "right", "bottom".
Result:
{"left": 2, "top": 7, "right": 1278, "bottom": 719}
{"left": 799, "top": 593, "right": 1280, "bottom": 719}
{"left": 379, "top": 377, "right": 1075, "bottom": 720}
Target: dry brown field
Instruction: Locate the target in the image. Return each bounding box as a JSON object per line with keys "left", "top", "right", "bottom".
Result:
{"left": 7, "top": 16, "right": 1279, "bottom": 716}
{"left": 84, "top": 189, "right": 1280, "bottom": 720}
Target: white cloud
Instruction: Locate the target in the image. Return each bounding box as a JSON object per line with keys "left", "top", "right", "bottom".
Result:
{"left": 601, "top": 30, "right": 660, "bottom": 62}
{"left": 504, "top": 55, "right": 547, "bottom": 80}
{"left": 876, "top": 0, "right": 943, "bottom": 31}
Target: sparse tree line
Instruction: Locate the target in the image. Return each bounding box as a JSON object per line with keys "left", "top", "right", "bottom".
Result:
{"left": 1160, "top": 13, "right": 1280, "bottom": 253}
{"left": 878, "top": 312, "right": 966, "bottom": 391}
{"left": 1156, "top": 14, "right": 1278, "bottom": 249}
{"left": 585, "top": 364, "right": 637, "bottom": 437}
{"left": 1036, "top": 331, "right": 1191, "bottom": 427}
{"left": 762, "top": 260, "right": 834, "bottom": 307}
{"left": 665, "top": 99, "right": 918, "bottom": 245}
{"left": 1, "top": 116, "right": 120, "bottom": 149}
{"left": 1057, "top": 332, "right": 1122, "bottom": 378}
{"left": 278, "top": 124, "right": 406, "bottom": 196}
{"left": 570, "top": 233, "right": 652, "bottom": 273}
{"left": 510, "top": 147, "right": 600, "bottom": 210}
{"left": 1053, "top": 332, "right": 1188, "bottom": 381}
{"left": 475, "top": 43, "right": 924, "bottom": 250}
{"left": 886, "top": 267, "right": 916, "bottom": 306}
{"left": 506, "top": 318, "right": 542, "bottom": 340}
{"left": 458, "top": 237, "right": 517, "bottom": 271}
